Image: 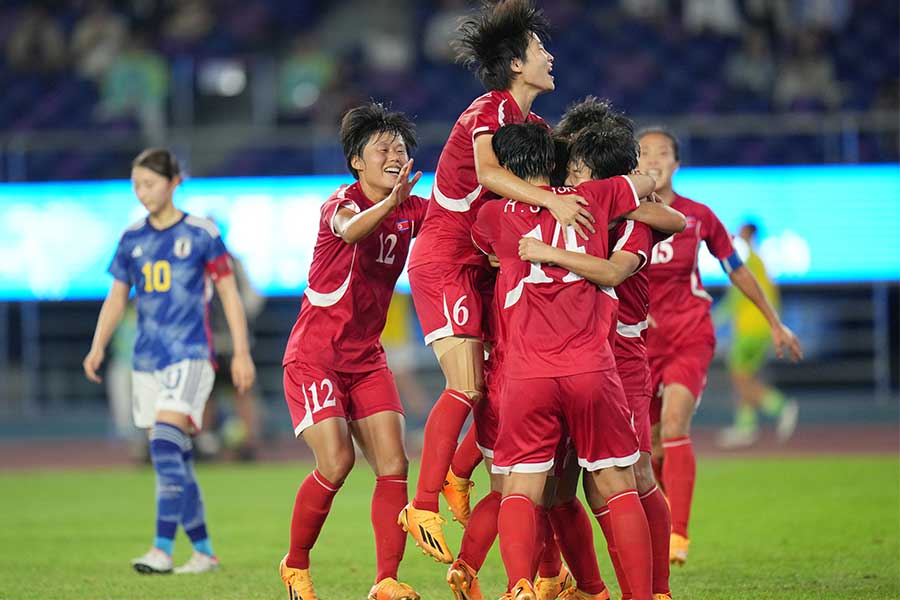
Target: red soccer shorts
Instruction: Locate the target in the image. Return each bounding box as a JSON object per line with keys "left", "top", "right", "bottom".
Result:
{"left": 283, "top": 360, "right": 403, "bottom": 436}
{"left": 473, "top": 354, "right": 503, "bottom": 459}
{"left": 408, "top": 262, "right": 495, "bottom": 345}
{"left": 615, "top": 350, "right": 653, "bottom": 454}
{"left": 648, "top": 340, "right": 714, "bottom": 425}
{"left": 492, "top": 370, "right": 640, "bottom": 475}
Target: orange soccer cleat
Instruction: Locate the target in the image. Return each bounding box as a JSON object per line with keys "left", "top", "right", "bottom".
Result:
{"left": 499, "top": 578, "right": 537, "bottom": 600}
{"left": 442, "top": 468, "right": 475, "bottom": 527}
{"left": 368, "top": 577, "right": 420, "bottom": 600}
{"left": 534, "top": 564, "right": 571, "bottom": 600}
{"left": 669, "top": 533, "right": 690, "bottom": 566}
{"left": 398, "top": 503, "right": 453, "bottom": 563}
{"left": 447, "top": 558, "right": 484, "bottom": 600}
{"left": 556, "top": 586, "right": 610, "bottom": 600}
{"left": 279, "top": 555, "right": 318, "bottom": 600}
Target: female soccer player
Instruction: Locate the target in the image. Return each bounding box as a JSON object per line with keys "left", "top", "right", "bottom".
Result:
{"left": 83, "top": 148, "right": 256, "bottom": 574}
{"left": 278, "top": 103, "right": 425, "bottom": 600}
{"left": 403, "top": 0, "right": 594, "bottom": 564}
{"left": 638, "top": 128, "right": 803, "bottom": 565}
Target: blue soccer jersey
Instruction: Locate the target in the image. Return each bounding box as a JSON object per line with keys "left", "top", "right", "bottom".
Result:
{"left": 108, "top": 213, "right": 232, "bottom": 372}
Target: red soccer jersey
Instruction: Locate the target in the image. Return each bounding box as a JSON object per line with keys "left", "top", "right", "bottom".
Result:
{"left": 283, "top": 182, "right": 427, "bottom": 372}
{"left": 647, "top": 194, "right": 735, "bottom": 352}
{"left": 471, "top": 177, "right": 640, "bottom": 379}
{"left": 408, "top": 89, "right": 547, "bottom": 270}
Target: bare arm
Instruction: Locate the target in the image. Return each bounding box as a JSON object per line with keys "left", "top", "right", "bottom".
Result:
{"left": 474, "top": 134, "right": 596, "bottom": 238}
{"left": 214, "top": 273, "right": 257, "bottom": 393}
{"left": 623, "top": 173, "right": 657, "bottom": 200}
{"left": 333, "top": 160, "right": 422, "bottom": 244}
{"left": 518, "top": 237, "right": 642, "bottom": 287}
{"left": 728, "top": 264, "right": 803, "bottom": 361}
{"left": 624, "top": 202, "right": 687, "bottom": 235}
{"left": 83, "top": 279, "right": 131, "bottom": 383}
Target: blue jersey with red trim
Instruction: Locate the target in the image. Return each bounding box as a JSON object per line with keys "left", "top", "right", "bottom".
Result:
{"left": 107, "top": 213, "right": 231, "bottom": 371}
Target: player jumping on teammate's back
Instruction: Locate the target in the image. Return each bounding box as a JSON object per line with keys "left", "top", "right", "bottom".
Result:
{"left": 279, "top": 103, "right": 425, "bottom": 600}
{"left": 83, "top": 148, "right": 257, "bottom": 576}
{"left": 639, "top": 127, "right": 802, "bottom": 566}
{"left": 402, "top": 0, "right": 601, "bottom": 565}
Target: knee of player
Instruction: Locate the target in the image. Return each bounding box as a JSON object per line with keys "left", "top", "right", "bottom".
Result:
{"left": 317, "top": 449, "right": 356, "bottom": 484}
{"left": 634, "top": 459, "right": 657, "bottom": 493}
{"left": 661, "top": 420, "right": 690, "bottom": 440}
{"left": 376, "top": 454, "right": 409, "bottom": 478}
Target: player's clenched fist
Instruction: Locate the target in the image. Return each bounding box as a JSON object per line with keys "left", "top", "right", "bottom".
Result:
{"left": 83, "top": 348, "right": 105, "bottom": 383}
{"left": 518, "top": 236, "right": 556, "bottom": 264}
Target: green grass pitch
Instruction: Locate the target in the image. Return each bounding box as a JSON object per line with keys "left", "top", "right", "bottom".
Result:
{"left": 1, "top": 456, "right": 897, "bottom": 599}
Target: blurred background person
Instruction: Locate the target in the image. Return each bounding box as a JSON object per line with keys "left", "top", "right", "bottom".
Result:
{"left": 716, "top": 222, "right": 799, "bottom": 449}
{"left": 198, "top": 252, "right": 266, "bottom": 461}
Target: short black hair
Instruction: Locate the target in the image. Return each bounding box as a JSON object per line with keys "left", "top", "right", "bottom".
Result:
{"left": 554, "top": 96, "right": 632, "bottom": 141}
{"left": 569, "top": 124, "right": 639, "bottom": 180}
{"left": 455, "top": 0, "right": 550, "bottom": 91}
{"left": 637, "top": 125, "right": 681, "bottom": 161}
{"left": 340, "top": 102, "right": 417, "bottom": 180}
{"left": 549, "top": 136, "right": 570, "bottom": 186}
{"left": 132, "top": 148, "right": 181, "bottom": 179}
{"left": 492, "top": 122, "right": 554, "bottom": 181}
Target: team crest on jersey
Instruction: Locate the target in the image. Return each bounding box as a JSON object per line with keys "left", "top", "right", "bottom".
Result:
{"left": 131, "top": 246, "right": 143, "bottom": 258}
{"left": 396, "top": 219, "right": 410, "bottom": 232}
{"left": 174, "top": 237, "right": 192, "bottom": 258}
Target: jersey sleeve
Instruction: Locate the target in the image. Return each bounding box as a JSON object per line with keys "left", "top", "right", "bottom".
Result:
{"left": 107, "top": 236, "right": 133, "bottom": 286}
{"left": 611, "top": 220, "right": 653, "bottom": 272}
{"left": 701, "top": 205, "right": 735, "bottom": 260}
{"left": 579, "top": 177, "right": 641, "bottom": 224}
{"left": 471, "top": 93, "right": 506, "bottom": 140}
{"left": 201, "top": 221, "right": 232, "bottom": 282}
{"left": 322, "top": 193, "right": 362, "bottom": 238}
{"left": 471, "top": 201, "right": 502, "bottom": 255}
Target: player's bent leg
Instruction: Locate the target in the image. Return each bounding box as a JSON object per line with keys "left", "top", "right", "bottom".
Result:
{"left": 351, "top": 411, "right": 413, "bottom": 586}
{"left": 405, "top": 336, "right": 484, "bottom": 562}
{"left": 444, "top": 425, "right": 481, "bottom": 527}
{"left": 282, "top": 418, "right": 353, "bottom": 599}
{"left": 660, "top": 384, "right": 697, "bottom": 566}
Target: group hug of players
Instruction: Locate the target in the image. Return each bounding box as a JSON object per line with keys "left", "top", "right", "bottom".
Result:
{"left": 278, "top": 2, "right": 802, "bottom": 600}
{"left": 83, "top": 0, "right": 801, "bottom": 598}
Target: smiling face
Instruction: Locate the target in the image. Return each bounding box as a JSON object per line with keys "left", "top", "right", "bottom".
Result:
{"left": 131, "top": 166, "right": 179, "bottom": 216}
{"left": 638, "top": 132, "right": 680, "bottom": 193}
{"left": 514, "top": 32, "right": 555, "bottom": 93}
{"left": 350, "top": 131, "right": 410, "bottom": 198}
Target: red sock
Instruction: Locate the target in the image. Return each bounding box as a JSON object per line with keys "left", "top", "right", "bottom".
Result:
{"left": 498, "top": 494, "right": 536, "bottom": 590}
{"left": 459, "top": 491, "right": 500, "bottom": 571}
{"left": 372, "top": 475, "right": 408, "bottom": 582}
{"left": 536, "top": 507, "right": 562, "bottom": 578}
{"left": 287, "top": 470, "right": 341, "bottom": 569}
{"left": 640, "top": 486, "right": 671, "bottom": 595}
{"left": 651, "top": 456, "right": 664, "bottom": 492}
{"left": 451, "top": 424, "right": 483, "bottom": 480}
{"left": 592, "top": 505, "right": 629, "bottom": 599}
{"left": 549, "top": 499, "right": 606, "bottom": 595}
{"left": 662, "top": 436, "right": 695, "bottom": 537}
{"left": 607, "top": 490, "right": 653, "bottom": 600}
{"left": 413, "top": 389, "right": 473, "bottom": 512}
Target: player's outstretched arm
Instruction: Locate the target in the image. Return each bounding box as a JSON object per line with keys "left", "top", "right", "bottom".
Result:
{"left": 728, "top": 265, "right": 803, "bottom": 362}
{"left": 214, "top": 273, "right": 257, "bottom": 393}
{"left": 474, "top": 134, "right": 596, "bottom": 239}
{"left": 83, "top": 280, "right": 131, "bottom": 383}
{"left": 334, "top": 159, "right": 422, "bottom": 244}
{"left": 518, "top": 238, "right": 641, "bottom": 287}
{"left": 624, "top": 202, "right": 686, "bottom": 235}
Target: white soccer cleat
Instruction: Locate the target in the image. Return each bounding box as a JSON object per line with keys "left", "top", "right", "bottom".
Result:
{"left": 174, "top": 550, "right": 220, "bottom": 574}
{"left": 715, "top": 426, "right": 759, "bottom": 449}
{"left": 776, "top": 400, "right": 799, "bottom": 443}
{"left": 131, "top": 547, "right": 173, "bottom": 574}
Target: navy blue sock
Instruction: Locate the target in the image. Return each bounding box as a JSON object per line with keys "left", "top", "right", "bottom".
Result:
{"left": 181, "top": 444, "right": 215, "bottom": 557}
{"left": 149, "top": 422, "right": 190, "bottom": 556}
